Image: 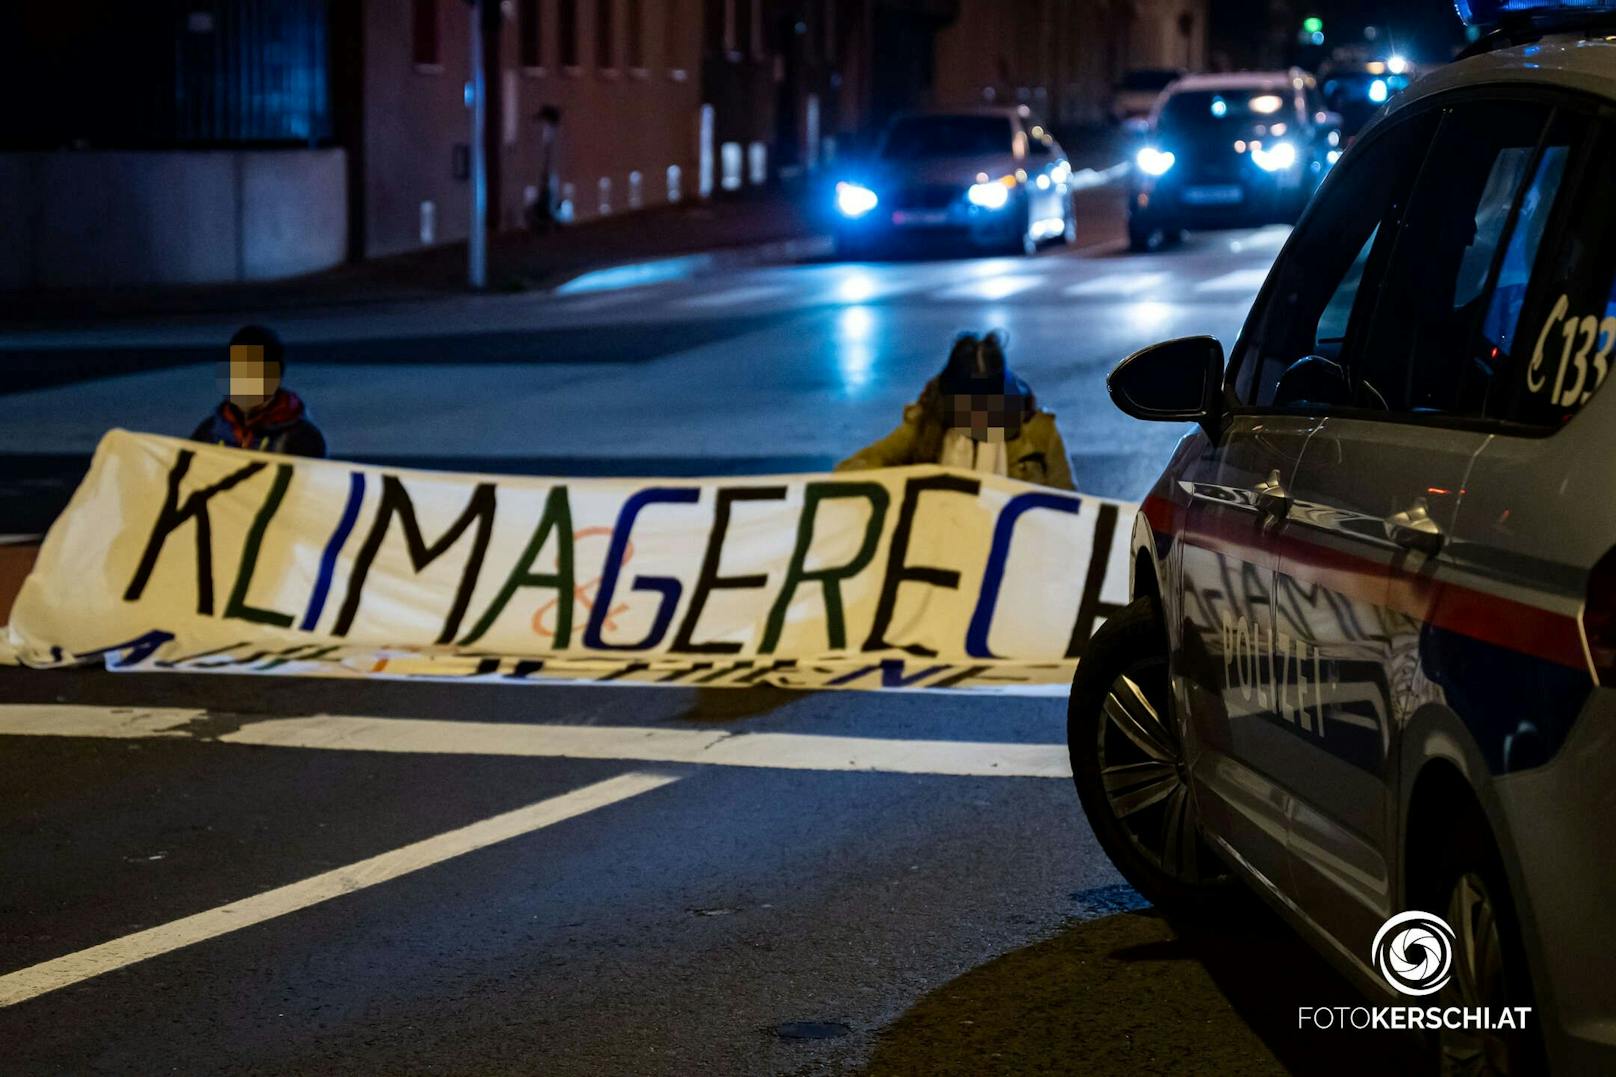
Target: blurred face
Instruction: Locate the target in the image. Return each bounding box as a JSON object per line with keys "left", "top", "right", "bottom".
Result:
{"left": 221, "top": 345, "right": 281, "bottom": 413}
{"left": 946, "top": 393, "right": 1022, "bottom": 442}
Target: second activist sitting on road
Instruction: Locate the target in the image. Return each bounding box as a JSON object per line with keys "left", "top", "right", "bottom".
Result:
{"left": 836, "top": 331, "right": 1075, "bottom": 490}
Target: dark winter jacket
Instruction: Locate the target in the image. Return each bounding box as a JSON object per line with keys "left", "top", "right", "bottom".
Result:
{"left": 190, "top": 389, "right": 326, "bottom": 458}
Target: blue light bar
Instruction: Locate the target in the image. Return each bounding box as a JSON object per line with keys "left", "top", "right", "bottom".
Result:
{"left": 1456, "top": 0, "right": 1616, "bottom": 28}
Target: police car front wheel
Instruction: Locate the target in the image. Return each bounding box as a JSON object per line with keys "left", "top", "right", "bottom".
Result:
{"left": 1067, "top": 596, "right": 1230, "bottom": 911}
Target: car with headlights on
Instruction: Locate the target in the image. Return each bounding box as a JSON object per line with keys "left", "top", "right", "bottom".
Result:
{"left": 832, "top": 107, "right": 1077, "bottom": 258}
{"left": 1127, "top": 70, "right": 1342, "bottom": 251}
{"left": 1070, "top": 3, "right": 1616, "bottom": 1071}
{"left": 1321, "top": 55, "right": 1418, "bottom": 138}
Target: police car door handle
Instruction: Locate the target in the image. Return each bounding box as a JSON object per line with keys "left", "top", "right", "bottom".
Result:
{"left": 1253, "top": 469, "right": 1292, "bottom": 523}
{"left": 1384, "top": 498, "right": 1444, "bottom": 555}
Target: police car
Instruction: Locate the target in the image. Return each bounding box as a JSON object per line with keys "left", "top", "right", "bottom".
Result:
{"left": 1069, "top": 3, "right": 1616, "bottom": 1071}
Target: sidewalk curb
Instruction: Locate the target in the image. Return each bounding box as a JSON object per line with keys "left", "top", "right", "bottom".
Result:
{"left": 552, "top": 164, "right": 1127, "bottom": 297}
{"left": 552, "top": 234, "right": 834, "bottom": 296}
{"left": 1073, "top": 162, "right": 1131, "bottom": 190}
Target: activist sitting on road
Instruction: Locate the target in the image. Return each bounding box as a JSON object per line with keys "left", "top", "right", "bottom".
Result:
{"left": 836, "top": 331, "right": 1075, "bottom": 490}
{"left": 191, "top": 325, "right": 327, "bottom": 458}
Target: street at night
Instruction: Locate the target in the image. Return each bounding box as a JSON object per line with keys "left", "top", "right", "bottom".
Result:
{"left": 0, "top": 187, "right": 1333, "bottom": 1074}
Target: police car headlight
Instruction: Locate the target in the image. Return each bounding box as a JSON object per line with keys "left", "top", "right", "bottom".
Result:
{"left": 835, "top": 182, "right": 879, "bottom": 218}
{"left": 1136, "top": 147, "right": 1176, "bottom": 177}
{"left": 967, "top": 178, "right": 1013, "bottom": 210}
{"left": 1252, "top": 140, "right": 1298, "bottom": 173}
{"left": 1368, "top": 78, "right": 1390, "bottom": 104}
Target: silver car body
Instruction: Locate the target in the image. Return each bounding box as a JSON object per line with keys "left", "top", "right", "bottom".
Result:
{"left": 1127, "top": 32, "right": 1616, "bottom": 1071}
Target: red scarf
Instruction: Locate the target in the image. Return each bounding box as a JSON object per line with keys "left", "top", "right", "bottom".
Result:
{"left": 218, "top": 389, "right": 306, "bottom": 449}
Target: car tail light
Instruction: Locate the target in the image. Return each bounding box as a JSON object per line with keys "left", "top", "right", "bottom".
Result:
{"left": 1581, "top": 546, "right": 1616, "bottom": 685}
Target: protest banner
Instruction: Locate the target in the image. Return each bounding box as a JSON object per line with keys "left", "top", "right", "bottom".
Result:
{"left": 3, "top": 430, "right": 1137, "bottom": 693}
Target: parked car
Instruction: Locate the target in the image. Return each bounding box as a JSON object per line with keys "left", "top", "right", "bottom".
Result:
{"left": 1070, "top": 4, "right": 1616, "bottom": 1072}
{"left": 831, "top": 107, "right": 1077, "bottom": 258}
{"left": 1127, "top": 70, "right": 1342, "bottom": 251}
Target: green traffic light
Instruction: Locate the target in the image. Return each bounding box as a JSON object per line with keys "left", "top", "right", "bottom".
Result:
{"left": 1302, "top": 16, "right": 1323, "bottom": 33}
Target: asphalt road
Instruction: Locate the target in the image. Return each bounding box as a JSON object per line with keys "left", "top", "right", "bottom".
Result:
{"left": 0, "top": 187, "right": 1396, "bottom": 1075}
{"left": 0, "top": 183, "right": 1285, "bottom": 531}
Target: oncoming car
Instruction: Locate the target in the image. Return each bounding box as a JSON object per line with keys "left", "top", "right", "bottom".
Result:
{"left": 832, "top": 107, "right": 1077, "bottom": 258}
{"left": 1069, "top": 5, "right": 1616, "bottom": 1072}
{"left": 1321, "top": 56, "right": 1418, "bottom": 138}
{"left": 1128, "top": 70, "right": 1342, "bottom": 251}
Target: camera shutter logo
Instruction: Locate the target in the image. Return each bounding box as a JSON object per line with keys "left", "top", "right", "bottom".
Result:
{"left": 1372, "top": 911, "right": 1456, "bottom": 996}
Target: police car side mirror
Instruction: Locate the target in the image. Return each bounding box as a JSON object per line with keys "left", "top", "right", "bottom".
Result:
{"left": 1108, "top": 335, "right": 1225, "bottom": 434}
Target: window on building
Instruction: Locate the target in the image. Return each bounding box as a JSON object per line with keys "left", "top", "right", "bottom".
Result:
{"left": 412, "top": 0, "right": 440, "bottom": 67}
{"left": 702, "top": 0, "right": 731, "bottom": 55}
{"left": 626, "top": 0, "right": 644, "bottom": 69}
{"left": 519, "top": 0, "right": 543, "bottom": 68}
{"left": 666, "top": 0, "right": 685, "bottom": 72}
{"left": 597, "top": 0, "right": 616, "bottom": 70}
{"left": 559, "top": 0, "right": 579, "bottom": 67}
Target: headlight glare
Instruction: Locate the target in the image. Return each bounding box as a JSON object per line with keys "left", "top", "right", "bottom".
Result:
{"left": 1251, "top": 140, "right": 1297, "bottom": 172}
{"left": 836, "top": 182, "right": 879, "bottom": 218}
{"left": 963, "top": 176, "right": 1014, "bottom": 206}
{"left": 967, "top": 179, "right": 1013, "bottom": 210}
{"left": 1136, "top": 147, "right": 1176, "bottom": 177}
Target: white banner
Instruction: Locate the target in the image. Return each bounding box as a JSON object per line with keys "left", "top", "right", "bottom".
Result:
{"left": 3, "top": 430, "right": 1136, "bottom": 692}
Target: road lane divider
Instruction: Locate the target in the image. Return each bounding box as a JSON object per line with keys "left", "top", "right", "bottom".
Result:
{"left": 0, "top": 704, "right": 1072, "bottom": 779}
{"left": 0, "top": 770, "right": 679, "bottom": 1008}
{"left": 1193, "top": 268, "right": 1271, "bottom": 294}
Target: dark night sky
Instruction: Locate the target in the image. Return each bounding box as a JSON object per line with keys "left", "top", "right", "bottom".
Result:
{"left": 1211, "top": 0, "right": 1471, "bottom": 69}
{"left": 1306, "top": 0, "right": 1470, "bottom": 61}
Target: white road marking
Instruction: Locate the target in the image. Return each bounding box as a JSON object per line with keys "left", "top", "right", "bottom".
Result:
{"left": 0, "top": 771, "right": 678, "bottom": 1008}
{"left": 678, "top": 284, "right": 789, "bottom": 309}
{"left": 1228, "top": 225, "right": 1291, "bottom": 253}
{"left": 1063, "top": 271, "right": 1170, "bottom": 297}
{"left": 1194, "top": 268, "right": 1271, "bottom": 293}
{"left": 0, "top": 705, "right": 204, "bottom": 738}
{"left": 1069, "top": 162, "right": 1130, "bottom": 191}
{"left": 0, "top": 705, "right": 1072, "bottom": 779}
{"left": 930, "top": 276, "right": 1044, "bottom": 302}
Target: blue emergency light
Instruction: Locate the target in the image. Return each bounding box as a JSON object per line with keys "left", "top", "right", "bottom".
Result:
{"left": 1457, "top": 0, "right": 1616, "bottom": 27}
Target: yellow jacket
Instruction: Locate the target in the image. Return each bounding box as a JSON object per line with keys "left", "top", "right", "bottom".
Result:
{"left": 837, "top": 401, "right": 1075, "bottom": 490}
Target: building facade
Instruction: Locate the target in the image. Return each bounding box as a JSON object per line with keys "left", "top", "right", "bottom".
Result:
{"left": 934, "top": 0, "right": 1209, "bottom": 129}
{"left": 2, "top": 0, "right": 1207, "bottom": 287}
{"left": 352, "top": 0, "right": 713, "bottom": 259}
